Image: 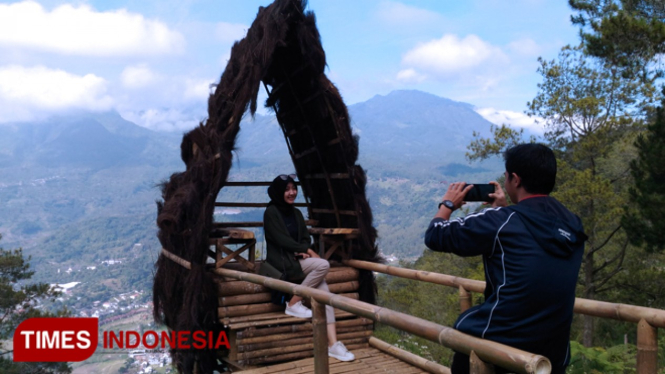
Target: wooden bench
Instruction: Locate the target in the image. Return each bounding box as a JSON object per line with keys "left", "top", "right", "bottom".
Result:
{"left": 215, "top": 263, "right": 373, "bottom": 369}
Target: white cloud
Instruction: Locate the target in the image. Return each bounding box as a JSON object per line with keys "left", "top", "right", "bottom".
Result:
{"left": 0, "top": 1, "right": 184, "bottom": 56}
{"left": 0, "top": 65, "right": 112, "bottom": 122}
{"left": 507, "top": 38, "right": 542, "bottom": 57}
{"left": 184, "top": 78, "right": 213, "bottom": 100}
{"left": 215, "top": 22, "right": 247, "bottom": 44}
{"left": 401, "top": 34, "right": 507, "bottom": 77}
{"left": 119, "top": 108, "right": 202, "bottom": 132}
{"left": 475, "top": 107, "right": 544, "bottom": 133}
{"left": 376, "top": 1, "right": 441, "bottom": 25}
{"left": 121, "top": 64, "right": 159, "bottom": 89}
{"left": 396, "top": 68, "right": 426, "bottom": 83}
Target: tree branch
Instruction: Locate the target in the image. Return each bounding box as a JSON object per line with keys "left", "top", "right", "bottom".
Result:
{"left": 588, "top": 224, "right": 623, "bottom": 255}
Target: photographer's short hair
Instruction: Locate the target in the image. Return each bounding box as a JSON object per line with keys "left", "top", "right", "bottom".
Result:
{"left": 504, "top": 143, "right": 556, "bottom": 194}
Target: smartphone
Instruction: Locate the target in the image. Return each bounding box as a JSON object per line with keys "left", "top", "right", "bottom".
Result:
{"left": 463, "top": 184, "right": 495, "bottom": 202}
{"left": 294, "top": 253, "right": 306, "bottom": 260}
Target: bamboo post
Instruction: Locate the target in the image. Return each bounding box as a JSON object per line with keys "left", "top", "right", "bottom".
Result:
{"left": 470, "top": 351, "right": 495, "bottom": 374}
{"left": 637, "top": 318, "right": 657, "bottom": 374}
{"left": 459, "top": 285, "right": 471, "bottom": 313}
{"left": 312, "top": 298, "right": 329, "bottom": 374}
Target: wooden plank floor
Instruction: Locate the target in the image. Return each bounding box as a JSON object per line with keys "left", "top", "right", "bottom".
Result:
{"left": 236, "top": 347, "right": 430, "bottom": 373}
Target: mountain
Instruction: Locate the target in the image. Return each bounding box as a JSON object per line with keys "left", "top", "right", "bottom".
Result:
{"left": 0, "top": 90, "right": 504, "bottom": 289}
{"left": 0, "top": 111, "right": 182, "bottom": 170}
{"left": 231, "top": 90, "right": 496, "bottom": 174}
{"left": 349, "top": 90, "right": 493, "bottom": 165}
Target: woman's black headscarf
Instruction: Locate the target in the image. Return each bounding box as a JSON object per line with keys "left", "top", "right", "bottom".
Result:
{"left": 267, "top": 175, "right": 297, "bottom": 215}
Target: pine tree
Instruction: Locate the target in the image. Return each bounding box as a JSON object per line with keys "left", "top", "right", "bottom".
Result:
{"left": 622, "top": 96, "right": 665, "bottom": 252}
{"left": 0, "top": 234, "right": 71, "bottom": 373}
{"left": 569, "top": 0, "right": 665, "bottom": 80}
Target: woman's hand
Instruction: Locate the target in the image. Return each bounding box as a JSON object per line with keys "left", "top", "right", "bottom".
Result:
{"left": 307, "top": 248, "right": 321, "bottom": 259}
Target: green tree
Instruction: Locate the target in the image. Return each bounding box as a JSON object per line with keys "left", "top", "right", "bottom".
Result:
{"left": 569, "top": 0, "right": 665, "bottom": 81}
{"left": 622, "top": 96, "right": 665, "bottom": 252}
{"left": 0, "top": 234, "right": 71, "bottom": 374}
{"left": 468, "top": 45, "right": 655, "bottom": 346}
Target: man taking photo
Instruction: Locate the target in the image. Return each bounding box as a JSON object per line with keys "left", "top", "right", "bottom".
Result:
{"left": 425, "top": 143, "right": 586, "bottom": 374}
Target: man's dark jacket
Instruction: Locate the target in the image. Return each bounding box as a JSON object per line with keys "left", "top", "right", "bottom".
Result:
{"left": 425, "top": 196, "right": 586, "bottom": 372}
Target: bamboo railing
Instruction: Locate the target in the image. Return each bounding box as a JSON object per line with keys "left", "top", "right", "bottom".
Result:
{"left": 213, "top": 267, "right": 552, "bottom": 374}
{"left": 344, "top": 259, "right": 665, "bottom": 374}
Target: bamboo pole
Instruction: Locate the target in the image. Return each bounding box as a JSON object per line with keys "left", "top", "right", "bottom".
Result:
{"left": 325, "top": 268, "right": 359, "bottom": 284}
{"left": 217, "top": 272, "right": 358, "bottom": 296}
{"left": 459, "top": 286, "right": 471, "bottom": 313}
{"left": 312, "top": 299, "right": 329, "bottom": 374}
{"left": 239, "top": 350, "right": 313, "bottom": 366}
{"left": 236, "top": 317, "right": 372, "bottom": 339}
{"left": 217, "top": 281, "right": 267, "bottom": 296}
{"left": 238, "top": 334, "right": 313, "bottom": 353}
{"left": 345, "top": 259, "right": 665, "bottom": 329}
{"left": 574, "top": 298, "right": 665, "bottom": 329}
{"left": 328, "top": 280, "right": 359, "bottom": 293}
{"left": 237, "top": 335, "right": 369, "bottom": 362}
{"left": 238, "top": 330, "right": 314, "bottom": 345}
{"left": 470, "top": 351, "right": 495, "bottom": 374}
{"left": 214, "top": 267, "right": 551, "bottom": 374}
{"left": 219, "top": 293, "right": 272, "bottom": 306}
{"left": 369, "top": 337, "right": 451, "bottom": 374}
{"left": 637, "top": 319, "right": 657, "bottom": 374}
{"left": 218, "top": 302, "right": 283, "bottom": 318}
{"left": 343, "top": 259, "right": 485, "bottom": 293}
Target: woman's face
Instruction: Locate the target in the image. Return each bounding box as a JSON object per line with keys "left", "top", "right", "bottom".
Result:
{"left": 283, "top": 182, "right": 297, "bottom": 205}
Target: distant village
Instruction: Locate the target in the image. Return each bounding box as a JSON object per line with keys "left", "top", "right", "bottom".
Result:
{"left": 45, "top": 250, "right": 176, "bottom": 374}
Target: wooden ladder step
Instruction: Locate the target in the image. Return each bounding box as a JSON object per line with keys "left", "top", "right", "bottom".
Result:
{"left": 215, "top": 202, "right": 307, "bottom": 208}
{"left": 311, "top": 208, "right": 357, "bottom": 216}
{"left": 304, "top": 173, "right": 349, "bottom": 179}
{"left": 294, "top": 138, "right": 342, "bottom": 160}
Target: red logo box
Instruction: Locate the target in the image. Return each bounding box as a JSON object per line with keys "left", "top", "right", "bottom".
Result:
{"left": 13, "top": 318, "right": 98, "bottom": 362}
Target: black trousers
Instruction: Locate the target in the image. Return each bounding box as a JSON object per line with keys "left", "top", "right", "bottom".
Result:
{"left": 451, "top": 352, "right": 512, "bottom": 374}
{"left": 451, "top": 352, "right": 566, "bottom": 374}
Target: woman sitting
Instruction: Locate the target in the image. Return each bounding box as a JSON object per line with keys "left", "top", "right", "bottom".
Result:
{"left": 263, "top": 174, "right": 355, "bottom": 362}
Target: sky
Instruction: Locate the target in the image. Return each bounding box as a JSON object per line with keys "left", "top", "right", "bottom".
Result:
{"left": 0, "top": 0, "right": 581, "bottom": 132}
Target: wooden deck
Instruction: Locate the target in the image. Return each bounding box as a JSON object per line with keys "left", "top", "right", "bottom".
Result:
{"left": 236, "top": 347, "right": 433, "bottom": 373}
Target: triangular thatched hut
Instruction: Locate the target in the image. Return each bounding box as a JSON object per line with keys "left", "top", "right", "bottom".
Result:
{"left": 153, "top": 0, "right": 381, "bottom": 372}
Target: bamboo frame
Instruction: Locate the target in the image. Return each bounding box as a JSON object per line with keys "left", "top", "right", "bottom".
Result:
{"left": 459, "top": 286, "right": 471, "bottom": 313}
{"left": 345, "top": 258, "right": 665, "bottom": 374}
{"left": 219, "top": 280, "right": 359, "bottom": 306}
{"left": 369, "top": 336, "right": 450, "bottom": 374}
{"left": 236, "top": 317, "right": 372, "bottom": 339}
{"left": 343, "top": 259, "right": 485, "bottom": 293}
{"left": 470, "top": 351, "right": 495, "bottom": 374}
{"left": 312, "top": 299, "right": 329, "bottom": 374}
{"left": 216, "top": 270, "right": 359, "bottom": 296}
{"left": 345, "top": 259, "right": 665, "bottom": 328}
{"left": 637, "top": 319, "right": 657, "bottom": 373}
{"left": 214, "top": 267, "right": 551, "bottom": 374}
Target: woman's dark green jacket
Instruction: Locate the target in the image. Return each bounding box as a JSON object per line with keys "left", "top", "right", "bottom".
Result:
{"left": 263, "top": 205, "right": 311, "bottom": 281}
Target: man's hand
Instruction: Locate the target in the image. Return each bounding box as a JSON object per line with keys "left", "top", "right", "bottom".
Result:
{"left": 442, "top": 182, "right": 474, "bottom": 210}
{"left": 307, "top": 248, "right": 320, "bottom": 259}
{"left": 488, "top": 181, "right": 508, "bottom": 208}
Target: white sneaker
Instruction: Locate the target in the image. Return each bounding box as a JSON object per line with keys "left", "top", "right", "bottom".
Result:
{"left": 285, "top": 301, "right": 312, "bottom": 319}
{"left": 328, "top": 341, "right": 355, "bottom": 362}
